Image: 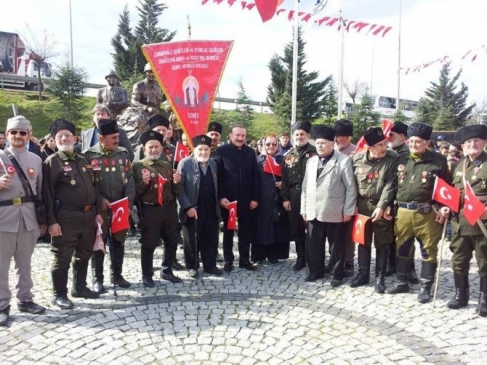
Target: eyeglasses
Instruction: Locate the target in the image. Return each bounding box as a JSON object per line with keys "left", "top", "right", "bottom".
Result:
{"left": 265, "top": 143, "right": 277, "bottom": 146}
{"left": 9, "top": 130, "right": 28, "bottom": 136}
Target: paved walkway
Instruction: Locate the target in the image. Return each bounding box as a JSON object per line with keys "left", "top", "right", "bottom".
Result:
{"left": 1, "top": 236, "right": 486, "bottom": 364}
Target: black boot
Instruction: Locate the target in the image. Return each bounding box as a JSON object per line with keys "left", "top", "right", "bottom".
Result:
{"left": 293, "top": 240, "right": 306, "bottom": 271}
{"left": 447, "top": 273, "right": 469, "bottom": 309}
{"left": 71, "top": 262, "right": 100, "bottom": 299}
{"left": 51, "top": 269, "right": 73, "bottom": 309}
{"left": 91, "top": 250, "right": 106, "bottom": 294}
{"left": 417, "top": 261, "right": 437, "bottom": 304}
{"left": 477, "top": 277, "right": 487, "bottom": 317}
{"left": 350, "top": 244, "right": 371, "bottom": 288}
{"left": 385, "top": 242, "right": 396, "bottom": 277}
{"left": 375, "top": 248, "right": 389, "bottom": 294}
{"left": 386, "top": 257, "right": 410, "bottom": 294}
{"left": 408, "top": 259, "right": 420, "bottom": 284}
{"left": 141, "top": 246, "right": 155, "bottom": 287}
{"left": 111, "top": 244, "right": 131, "bottom": 288}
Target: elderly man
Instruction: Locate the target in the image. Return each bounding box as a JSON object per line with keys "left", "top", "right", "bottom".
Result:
{"left": 387, "top": 122, "right": 450, "bottom": 303}
{"left": 96, "top": 70, "right": 129, "bottom": 120}
{"left": 448, "top": 125, "right": 487, "bottom": 316}
{"left": 350, "top": 127, "right": 397, "bottom": 293}
{"left": 281, "top": 121, "right": 316, "bottom": 271}
{"left": 301, "top": 125, "right": 357, "bottom": 286}
{"left": 133, "top": 115, "right": 175, "bottom": 164}
{"left": 177, "top": 135, "right": 222, "bottom": 278}
{"left": 0, "top": 116, "right": 45, "bottom": 325}
{"left": 79, "top": 104, "right": 134, "bottom": 161}
{"left": 84, "top": 119, "right": 135, "bottom": 293}
{"left": 132, "top": 130, "right": 182, "bottom": 287}
{"left": 131, "top": 63, "right": 164, "bottom": 118}
{"left": 207, "top": 121, "right": 223, "bottom": 156}
{"left": 43, "top": 119, "right": 104, "bottom": 309}
{"left": 214, "top": 124, "right": 260, "bottom": 272}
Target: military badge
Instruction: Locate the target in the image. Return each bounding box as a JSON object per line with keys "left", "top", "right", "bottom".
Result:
{"left": 398, "top": 164, "right": 405, "bottom": 171}
{"left": 27, "top": 168, "right": 35, "bottom": 178}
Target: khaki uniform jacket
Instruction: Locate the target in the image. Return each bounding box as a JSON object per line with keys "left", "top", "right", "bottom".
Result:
{"left": 133, "top": 158, "right": 179, "bottom": 205}
{"left": 0, "top": 148, "right": 42, "bottom": 232}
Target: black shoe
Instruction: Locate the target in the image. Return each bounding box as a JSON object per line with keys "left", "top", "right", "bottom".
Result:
{"left": 142, "top": 276, "right": 155, "bottom": 288}
{"left": 215, "top": 253, "right": 224, "bottom": 263}
{"left": 161, "top": 271, "right": 182, "bottom": 283}
{"left": 343, "top": 261, "right": 354, "bottom": 278}
{"left": 52, "top": 296, "right": 74, "bottom": 309}
{"left": 293, "top": 259, "right": 306, "bottom": 271}
{"left": 239, "top": 262, "right": 258, "bottom": 271}
{"left": 92, "top": 280, "right": 107, "bottom": 294}
{"left": 269, "top": 258, "right": 279, "bottom": 265}
{"left": 0, "top": 306, "right": 10, "bottom": 326}
{"left": 71, "top": 287, "right": 100, "bottom": 299}
{"left": 223, "top": 262, "right": 233, "bottom": 272}
{"left": 350, "top": 275, "right": 369, "bottom": 288}
{"left": 375, "top": 278, "right": 386, "bottom": 294}
{"left": 386, "top": 282, "right": 410, "bottom": 294}
{"left": 172, "top": 260, "right": 185, "bottom": 271}
{"left": 204, "top": 267, "right": 223, "bottom": 276}
{"left": 17, "top": 301, "right": 46, "bottom": 314}
{"left": 112, "top": 276, "right": 131, "bottom": 288}
{"left": 330, "top": 278, "right": 343, "bottom": 287}
{"left": 305, "top": 273, "right": 323, "bottom": 282}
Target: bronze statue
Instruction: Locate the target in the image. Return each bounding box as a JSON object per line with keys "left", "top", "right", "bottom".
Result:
{"left": 131, "top": 63, "right": 164, "bottom": 118}
{"left": 96, "top": 70, "right": 129, "bottom": 120}
{"left": 116, "top": 107, "right": 149, "bottom": 149}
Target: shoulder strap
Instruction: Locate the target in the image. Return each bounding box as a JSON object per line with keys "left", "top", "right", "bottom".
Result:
{"left": 4, "top": 149, "right": 36, "bottom": 199}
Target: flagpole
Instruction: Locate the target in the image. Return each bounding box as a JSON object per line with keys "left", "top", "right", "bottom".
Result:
{"left": 268, "top": 156, "right": 277, "bottom": 184}
{"left": 291, "top": 0, "right": 300, "bottom": 126}
{"left": 337, "top": 0, "right": 345, "bottom": 119}
{"left": 396, "top": 0, "right": 402, "bottom": 112}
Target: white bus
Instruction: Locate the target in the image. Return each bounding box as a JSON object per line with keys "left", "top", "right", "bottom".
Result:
{"left": 370, "top": 95, "right": 418, "bottom": 119}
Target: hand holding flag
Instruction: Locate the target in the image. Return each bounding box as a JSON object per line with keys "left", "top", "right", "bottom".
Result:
{"left": 351, "top": 214, "right": 370, "bottom": 245}
{"left": 263, "top": 156, "right": 282, "bottom": 177}
{"left": 432, "top": 176, "right": 460, "bottom": 213}
{"left": 110, "top": 197, "right": 130, "bottom": 234}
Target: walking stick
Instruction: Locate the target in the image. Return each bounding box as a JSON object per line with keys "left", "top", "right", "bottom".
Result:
{"left": 432, "top": 219, "right": 448, "bottom": 308}
{"left": 106, "top": 209, "right": 117, "bottom": 297}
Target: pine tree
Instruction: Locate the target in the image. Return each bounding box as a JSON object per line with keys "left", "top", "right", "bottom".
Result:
{"left": 417, "top": 64, "right": 474, "bottom": 130}
{"left": 321, "top": 78, "right": 338, "bottom": 122}
{"left": 235, "top": 79, "right": 255, "bottom": 129}
{"left": 351, "top": 93, "right": 381, "bottom": 140}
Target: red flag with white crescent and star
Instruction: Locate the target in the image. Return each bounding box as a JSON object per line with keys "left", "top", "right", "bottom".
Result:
{"left": 110, "top": 197, "right": 130, "bottom": 234}
{"left": 432, "top": 176, "right": 460, "bottom": 213}
{"left": 355, "top": 136, "right": 367, "bottom": 153}
{"left": 263, "top": 156, "right": 282, "bottom": 177}
{"left": 463, "top": 181, "right": 486, "bottom": 226}
{"left": 227, "top": 200, "right": 238, "bottom": 230}
{"left": 382, "top": 118, "right": 394, "bottom": 138}
{"left": 158, "top": 174, "right": 168, "bottom": 206}
{"left": 351, "top": 214, "right": 370, "bottom": 245}
{"left": 175, "top": 142, "right": 190, "bottom": 162}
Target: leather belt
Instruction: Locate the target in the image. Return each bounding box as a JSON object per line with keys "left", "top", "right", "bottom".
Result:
{"left": 61, "top": 204, "right": 93, "bottom": 212}
{"left": 143, "top": 200, "right": 173, "bottom": 206}
{"left": 0, "top": 196, "right": 35, "bottom": 207}
{"left": 398, "top": 201, "right": 430, "bottom": 210}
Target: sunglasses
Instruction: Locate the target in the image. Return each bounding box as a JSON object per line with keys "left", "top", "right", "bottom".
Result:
{"left": 9, "top": 130, "right": 28, "bottom": 136}
{"left": 265, "top": 143, "right": 277, "bottom": 146}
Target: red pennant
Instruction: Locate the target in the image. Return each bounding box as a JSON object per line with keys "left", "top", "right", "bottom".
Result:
{"left": 432, "top": 176, "right": 460, "bottom": 213}
{"left": 382, "top": 118, "right": 394, "bottom": 138}
{"left": 158, "top": 174, "right": 168, "bottom": 206}
{"left": 355, "top": 136, "right": 367, "bottom": 153}
{"left": 463, "top": 182, "right": 485, "bottom": 226}
{"left": 175, "top": 142, "right": 190, "bottom": 162}
{"left": 110, "top": 197, "right": 130, "bottom": 234}
{"left": 263, "top": 156, "right": 282, "bottom": 177}
{"left": 254, "top": 0, "right": 282, "bottom": 22}
{"left": 143, "top": 41, "right": 233, "bottom": 148}
{"left": 227, "top": 200, "right": 238, "bottom": 230}
{"left": 352, "top": 214, "right": 370, "bottom": 245}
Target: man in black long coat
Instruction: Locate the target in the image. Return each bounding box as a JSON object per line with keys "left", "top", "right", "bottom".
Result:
{"left": 214, "top": 125, "right": 260, "bottom": 272}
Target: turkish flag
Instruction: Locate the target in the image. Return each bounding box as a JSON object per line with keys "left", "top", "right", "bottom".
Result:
{"left": 351, "top": 214, "right": 370, "bottom": 245}
{"left": 110, "top": 197, "right": 130, "bottom": 234}
{"left": 432, "top": 176, "right": 460, "bottom": 213}
{"left": 463, "top": 182, "right": 486, "bottom": 226}
{"left": 263, "top": 156, "right": 282, "bottom": 177}
{"left": 355, "top": 136, "right": 367, "bottom": 153}
{"left": 158, "top": 174, "right": 168, "bottom": 206}
{"left": 175, "top": 142, "right": 190, "bottom": 162}
{"left": 142, "top": 41, "right": 233, "bottom": 148}
{"left": 382, "top": 118, "right": 394, "bottom": 138}
{"left": 255, "top": 0, "right": 284, "bottom": 22}
{"left": 227, "top": 200, "right": 238, "bottom": 230}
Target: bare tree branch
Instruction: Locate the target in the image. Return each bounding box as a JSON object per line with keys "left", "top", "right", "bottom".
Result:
{"left": 344, "top": 78, "right": 367, "bottom": 105}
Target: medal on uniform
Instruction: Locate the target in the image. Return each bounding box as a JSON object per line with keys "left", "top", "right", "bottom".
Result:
{"left": 82, "top": 167, "right": 86, "bottom": 172}
{"left": 305, "top": 154, "right": 309, "bottom": 158}
{"left": 482, "top": 179, "right": 486, "bottom": 189}
{"left": 410, "top": 174, "right": 416, "bottom": 183}
{"left": 27, "top": 167, "right": 34, "bottom": 178}
{"left": 111, "top": 160, "right": 116, "bottom": 172}
{"left": 151, "top": 172, "right": 155, "bottom": 177}
{"left": 366, "top": 173, "right": 373, "bottom": 183}
{"left": 63, "top": 166, "right": 72, "bottom": 172}
{"left": 103, "top": 158, "right": 109, "bottom": 172}
{"left": 154, "top": 184, "right": 158, "bottom": 188}
{"left": 70, "top": 179, "right": 76, "bottom": 185}
{"left": 64, "top": 161, "right": 69, "bottom": 165}
{"left": 398, "top": 164, "right": 405, "bottom": 172}
{"left": 119, "top": 159, "right": 123, "bottom": 165}
{"left": 472, "top": 175, "right": 477, "bottom": 180}
{"left": 374, "top": 171, "right": 379, "bottom": 179}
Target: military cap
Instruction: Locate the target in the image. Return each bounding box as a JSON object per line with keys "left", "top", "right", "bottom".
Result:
{"left": 333, "top": 119, "right": 354, "bottom": 136}
{"left": 407, "top": 122, "right": 433, "bottom": 141}
{"left": 192, "top": 135, "right": 212, "bottom": 148}
{"left": 207, "top": 122, "right": 223, "bottom": 135}
{"left": 458, "top": 125, "right": 487, "bottom": 144}
{"left": 148, "top": 115, "right": 170, "bottom": 130}
{"left": 6, "top": 115, "right": 31, "bottom": 132}
{"left": 50, "top": 119, "right": 75, "bottom": 138}
{"left": 105, "top": 70, "right": 119, "bottom": 80}
{"left": 363, "top": 127, "right": 385, "bottom": 146}
{"left": 98, "top": 119, "right": 119, "bottom": 136}
{"left": 144, "top": 63, "right": 152, "bottom": 73}
{"left": 140, "top": 130, "right": 164, "bottom": 146}
{"left": 391, "top": 121, "right": 408, "bottom": 136}
{"left": 313, "top": 125, "right": 336, "bottom": 141}
{"left": 291, "top": 121, "right": 311, "bottom": 134}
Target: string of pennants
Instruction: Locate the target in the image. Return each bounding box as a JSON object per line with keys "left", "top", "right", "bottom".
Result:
{"left": 200, "top": 0, "right": 393, "bottom": 37}
{"left": 400, "top": 45, "right": 487, "bottom": 75}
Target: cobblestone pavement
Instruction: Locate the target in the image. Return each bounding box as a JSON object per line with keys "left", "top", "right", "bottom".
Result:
{"left": 1, "top": 235, "right": 486, "bottom": 365}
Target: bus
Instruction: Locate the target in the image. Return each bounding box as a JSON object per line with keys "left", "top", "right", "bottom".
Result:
{"left": 370, "top": 95, "right": 419, "bottom": 120}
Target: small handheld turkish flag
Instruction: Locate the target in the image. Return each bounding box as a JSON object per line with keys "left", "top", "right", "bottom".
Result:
{"left": 463, "top": 181, "right": 486, "bottom": 226}
{"left": 227, "top": 201, "right": 238, "bottom": 230}
{"left": 175, "top": 142, "right": 190, "bottom": 162}
{"left": 432, "top": 176, "right": 460, "bottom": 213}
{"left": 110, "top": 197, "right": 129, "bottom": 234}
{"left": 351, "top": 214, "right": 370, "bottom": 245}
{"left": 263, "top": 156, "right": 282, "bottom": 177}
{"left": 382, "top": 118, "right": 394, "bottom": 138}
{"left": 355, "top": 136, "right": 367, "bottom": 153}
{"left": 158, "top": 174, "right": 168, "bottom": 206}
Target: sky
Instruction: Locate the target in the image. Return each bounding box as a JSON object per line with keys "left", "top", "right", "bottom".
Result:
{"left": 2, "top": 0, "right": 487, "bottom": 109}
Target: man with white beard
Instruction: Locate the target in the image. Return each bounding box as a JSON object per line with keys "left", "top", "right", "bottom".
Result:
{"left": 177, "top": 135, "right": 222, "bottom": 278}
{"left": 387, "top": 121, "right": 409, "bottom": 155}
{"left": 43, "top": 119, "right": 104, "bottom": 309}
{"left": 132, "top": 130, "right": 182, "bottom": 287}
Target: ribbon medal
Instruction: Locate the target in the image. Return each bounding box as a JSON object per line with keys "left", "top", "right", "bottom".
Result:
{"left": 103, "top": 158, "right": 109, "bottom": 172}
{"left": 27, "top": 167, "right": 35, "bottom": 178}
{"left": 92, "top": 159, "right": 101, "bottom": 171}
{"left": 421, "top": 171, "right": 428, "bottom": 183}
{"left": 111, "top": 160, "right": 116, "bottom": 172}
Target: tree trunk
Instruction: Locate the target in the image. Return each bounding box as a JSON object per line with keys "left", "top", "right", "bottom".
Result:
{"left": 38, "top": 66, "right": 42, "bottom": 101}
